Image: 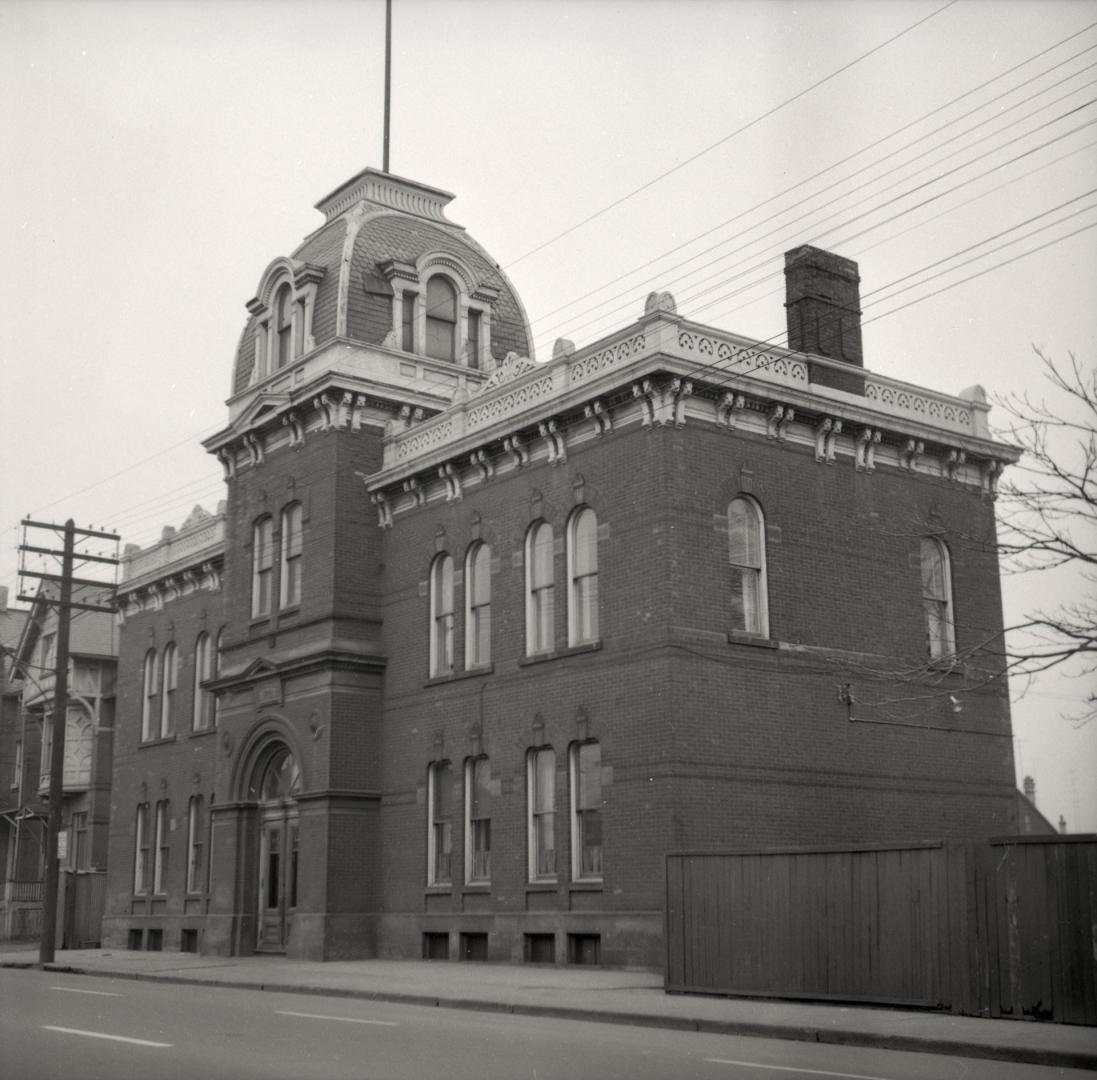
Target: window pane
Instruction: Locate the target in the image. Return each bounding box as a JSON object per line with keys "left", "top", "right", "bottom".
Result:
{"left": 574, "top": 743, "right": 602, "bottom": 880}
{"left": 468, "top": 542, "right": 492, "bottom": 666}
{"left": 573, "top": 510, "right": 597, "bottom": 575}
{"left": 728, "top": 498, "right": 760, "bottom": 567}
{"left": 432, "top": 555, "right": 455, "bottom": 675}
{"left": 531, "top": 524, "right": 553, "bottom": 588}
{"left": 401, "top": 291, "right": 416, "bottom": 352}
{"left": 425, "top": 276, "right": 457, "bottom": 362}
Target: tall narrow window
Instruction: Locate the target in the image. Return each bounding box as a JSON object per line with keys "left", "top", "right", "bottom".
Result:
{"left": 186, "top": 796, "right": 204, "bottom": 894}
{"left": 280, "top": 502, "right": 303, "bottom": 609}
{"left": 71, "top": 811, "right": 89, "bottom": 870}
{"left": 192, "top": 632, "right": 212, "bottom": 732}
{"left": 401, "top": 290, "right": 416, "bottom": 352}
{"left": 568, "top": 508, "right": 599, "bottom": 645}
{"left": 528, "top": 747, "right": 556, "bottom": 882}
{"left": 134, "top": 803, "right": 150, "bottom": 894}
{"left": 526, "top": 522, "right": 555, "bottom": 655}
{"left": 274, "top": 283, "right": 293, "bottom": 369}
{"left": 213, "top": 628, "right": 224, "bottom": 726}
{"left": 153, "top": 800, "right": 169, "bottom": 894}
{"left": 141, "top": 649, "right": 158, "bottom": 742}
{"left": 159, "top": 643, "right": 177, "bottom": 738}
{"left": 252, "top": 516, "right": 274, "bottom": 618}
{"left": 429, "top": 554, "right": 455, "bottom": 677}
{"left": 427, "top": 761, "right": 453, "bottom": 886}
{"left": 570, "top": 742, "right": 603, "bottom": 882}
{"left": 465, "top": 757, "right": 492, "bottom": 885}
{"left": 466, "top": 309, "right": 481, "bottom": 369}
{"left": 12, "top": 740, "right": 22, "bottom": 788}
{"left": 728, "top": 496, "right": 768, "bottom": 636}
{"left": 921, "top": 537, "right": 955, "bottom": 658}
{"left": 424, "top": 276, "right": 457, "bottom": 362}
{"left": 465, "top": 542, "right": 491, "bottom": 668}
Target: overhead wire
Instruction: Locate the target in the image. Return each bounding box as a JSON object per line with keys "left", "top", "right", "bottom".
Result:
{"left": 528, "top": 42, "right": 1097, "bottom": 347}
{"left": 506, "top": 0, "right": 962, "bottom": 269}
{"left": 7, "top": 15, "right": 1097, "bottom": 588}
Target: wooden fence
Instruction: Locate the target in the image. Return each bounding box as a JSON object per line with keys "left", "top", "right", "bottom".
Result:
{"left": 666, "top": 836, "right": 1096, "bottom": 1025}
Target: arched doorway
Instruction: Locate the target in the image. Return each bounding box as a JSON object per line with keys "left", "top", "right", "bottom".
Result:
{"left": 250, "top": 745, "right": 301, "bottom": 952}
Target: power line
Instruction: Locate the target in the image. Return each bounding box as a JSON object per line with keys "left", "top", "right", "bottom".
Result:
{"left": 506, "top": 0, "right": 962, "bottom": 269}
{"left": 527, "top": 35, "right": 1097, "bottom": 344}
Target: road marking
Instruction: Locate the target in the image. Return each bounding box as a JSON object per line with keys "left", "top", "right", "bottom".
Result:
{"left": 50, "top": 986, "right": 122, "bottom": 997}
{"left": 42, "top": 1025, "right": 171, "bottom": 1048}
{"left": 706, "top": 1061, "right": 891, "bottom": 1080}
{"left": 275, "top": 1009, "right": 399, "bottom": 1027}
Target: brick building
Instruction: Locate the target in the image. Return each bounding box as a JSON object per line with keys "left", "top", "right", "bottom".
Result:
{"left": 101, "top": 168, "right": 1021, "bottom": 968}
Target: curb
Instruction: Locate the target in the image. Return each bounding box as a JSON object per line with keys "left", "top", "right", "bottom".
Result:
{"left": 7, "top": 960, "right": 1095, "bottom": 1071}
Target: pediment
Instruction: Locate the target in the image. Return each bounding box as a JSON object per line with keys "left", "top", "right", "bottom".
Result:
{"left": 233, "top": 392, "right": 291, "bottom": 434}
{"left": 240, "top": 656, "right": 280, "bottom": 680}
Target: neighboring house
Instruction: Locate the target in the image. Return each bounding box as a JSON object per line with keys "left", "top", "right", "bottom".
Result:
{"left": 101, "top": 168, "right": 1022, "bottom": 968}
{"left": 5, "top": 583, "right": 117, "bottom": 946}
{"left": 0, "top": 586, "right": 35, "bottom": 941}
{"left": 1016, "top": 775, "right": 1061, "bottom": 836}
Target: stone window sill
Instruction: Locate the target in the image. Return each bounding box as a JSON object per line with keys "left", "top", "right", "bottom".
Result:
{"left": 425, "top": 663, "right": 495, "bottom": 688}
{"left": 727, "top": 630, "right": 779, "bottom": 649}
{"left": 519, "top": 641, "right": 603, "bottom": 668}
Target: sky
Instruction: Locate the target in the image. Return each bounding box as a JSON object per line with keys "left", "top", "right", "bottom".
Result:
{"left": 1, "top": 0, "right": 1095, "bottom": 831}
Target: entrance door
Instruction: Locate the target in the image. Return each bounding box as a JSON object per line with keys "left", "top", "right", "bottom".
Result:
{"left": 258, "top": 812, "right": 299, "bottom": 951}
{"left": 254, "top": 747, "right": 301, "bottom": 953}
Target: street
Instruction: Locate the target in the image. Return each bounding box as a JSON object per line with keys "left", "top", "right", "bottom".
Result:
{"left": 0, "top": 968, "right": 1084, "bottom": 1079}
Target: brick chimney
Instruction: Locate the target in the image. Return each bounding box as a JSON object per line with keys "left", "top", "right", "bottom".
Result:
{"left": 1023, "top": 775, "right": 1036, "bottom": 800}
{"left": 784, "top": 245, "right": 865, "bottom": 394}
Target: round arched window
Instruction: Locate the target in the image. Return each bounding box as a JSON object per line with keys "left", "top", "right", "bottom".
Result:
{"left": 255, "top": 747, "right": 301, "bottom": 803}
{"left": 424, "top": 276, "right": 457, "bottom": 362}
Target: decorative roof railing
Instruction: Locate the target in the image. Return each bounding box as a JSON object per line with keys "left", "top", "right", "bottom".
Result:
{"left": 381, "top": 310, "right": 991, "bottom": 471}
{"left": 121, "top": 514, "right": 225, "bottom": 586}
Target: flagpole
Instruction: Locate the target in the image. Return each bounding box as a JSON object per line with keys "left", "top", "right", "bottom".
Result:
{"left": 383, "top": 0, "right": 392, "bottom": 172}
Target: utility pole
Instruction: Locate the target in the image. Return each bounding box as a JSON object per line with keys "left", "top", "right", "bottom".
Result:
{"left": 18, "top": 519, "right": 118, "bottom": 965}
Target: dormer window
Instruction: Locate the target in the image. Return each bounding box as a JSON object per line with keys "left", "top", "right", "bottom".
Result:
{"left": 425, "top": 276, "right": 457, "bottom": 363}
{"left": 245, "top": 259, "right": 324, "bottom": 386}
{"left": 274, "top": 284, "right": 294, "bottom": 369}
{"left": 381, "top": 256, "right": 496, "bottom": 371}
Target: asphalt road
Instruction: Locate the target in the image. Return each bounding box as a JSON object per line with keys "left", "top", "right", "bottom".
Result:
{"left": 0, "top": 968, "right": 1083, "bottom": 1080}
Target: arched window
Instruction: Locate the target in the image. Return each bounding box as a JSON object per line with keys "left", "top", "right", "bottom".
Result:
{"left": 257, "top": 746, "right": 301, "bottom": 802}
{"left": 213, "top": 628, "right": 224, "bottom": 726}
{"left": 526, "top": 522, "right": 555, "bottom": 656}
{"left": 186, "top": 795, "right": 205, "bottom": 894}
{"left": 570, "top": 741, "right": 603, "bottom": 882}
{"left": 280, "top": 502, "right": 303, "bottom": 609}
{"left": 527, "top": 747, "right": 556, "bottom": 882}
{"left": 567, "top": 508, "right": 599, "bottom": 646}
{"left": 274, "top": 283, "right": 294, "bottom": 369}
{"left": 424, "top": 276, "right": 457, "bottom": 363}
{"left": 252, "top": 516, "right": 274, "bottom": 618}
{"left": 141, "top": 649, "right": 158, "bottom": 742}
{"left": 728, "top": 496, "right": 768, "bottom": 636}
{"left": 153, "top": 799, "right": 169, "bottom": 894}
{"left": 134, "top": 803, "right": 150, "bottom": 894}
{"left": 160, "top": 643, "right": 178, "bottom": 738}
{"left": 427, "top": 760, "right": 453, "bottom": 886}
{"left": 921, "top": 537, "right": 955, "bottom": 658}
{"left": 465, "top": 756, "right": 492, "bottom": 885}
{"left": 465, "top": 542, "right": 491, "bottom": 668}
{"left": 192, "top": 632, "right": 212, "bottom": 732}
{"left": 429, "top": 553, "right": 455, "bottom": 676}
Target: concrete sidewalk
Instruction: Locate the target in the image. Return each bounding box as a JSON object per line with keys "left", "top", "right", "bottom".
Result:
{"left": 3, "top": 947, "right": 1095, "bottom": 1070}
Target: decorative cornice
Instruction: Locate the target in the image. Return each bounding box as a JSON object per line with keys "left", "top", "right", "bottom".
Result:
{"left": 314, "top": 168, "right": 460, "bottom": 227}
